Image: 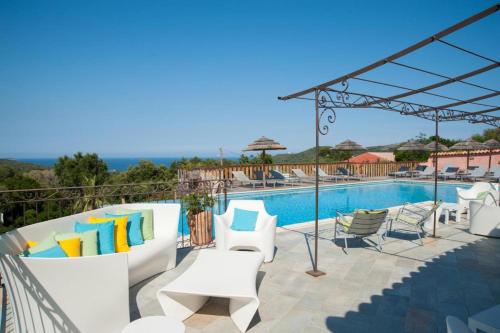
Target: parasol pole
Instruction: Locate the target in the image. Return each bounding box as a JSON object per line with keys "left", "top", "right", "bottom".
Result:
{"left": 433, "top": 110, "right": 439, "bottom": 238}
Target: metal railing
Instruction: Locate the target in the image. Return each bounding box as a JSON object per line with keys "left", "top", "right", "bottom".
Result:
{"left": 0, "top": 180, "right": 230, "bottom": 248}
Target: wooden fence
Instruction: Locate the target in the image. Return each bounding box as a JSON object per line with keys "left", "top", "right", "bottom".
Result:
{"left": 178, "top": 161, "right": 420, "bottom": 181}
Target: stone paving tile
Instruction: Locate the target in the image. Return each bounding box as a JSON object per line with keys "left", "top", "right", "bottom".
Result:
{"left": 130, "top": 220, "right": 500, "bottom": 332}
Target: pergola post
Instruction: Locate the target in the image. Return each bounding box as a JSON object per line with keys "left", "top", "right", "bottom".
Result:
{"left": 433, "top": 110, "right": 439, "bottom": 238}
{"left": 307, "top": 89, "right": 325, "bottom": 277}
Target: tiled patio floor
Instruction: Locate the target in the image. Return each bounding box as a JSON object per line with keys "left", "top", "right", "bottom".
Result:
{"left": 131, "top": 217, "right": 500, "bottom": 333}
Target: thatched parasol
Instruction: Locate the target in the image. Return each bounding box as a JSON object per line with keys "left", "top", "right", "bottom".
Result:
{"left": 332, "top": 139, "right": 366, "bottom": 151}
{"left": 397, "top": 140, "right": 426, "bottom": 151}
{"left": 482, "top": 139, "right": 500, "bottom": 170}
{"left": 424, "top": 141, "right": 449, "bottom": 152}
{"left": 243, "top": 136, "right": 286, "bottom": 186}
{"left": 450, "top": 138, "right": 486, "bottom": 169}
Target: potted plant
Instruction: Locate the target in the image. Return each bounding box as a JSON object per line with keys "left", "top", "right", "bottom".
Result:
{"left": 184, "top": 193, "right": 215, "bottom": 245}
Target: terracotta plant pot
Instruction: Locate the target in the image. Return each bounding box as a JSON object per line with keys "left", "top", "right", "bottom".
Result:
{"left": 187, "top": 211, "right": 213, "bottom": 245}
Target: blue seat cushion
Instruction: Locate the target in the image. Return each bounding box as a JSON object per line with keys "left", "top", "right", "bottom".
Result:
{"left": 28, "top": 245, "right": 68, "bottom": 258}
{"left": 106, "top": 212, "right": 144, "bottom": 246}
{"left": 231, "top": 208, "right": 259, "bottom": 231}
{"left": 75, "top": 221, "right": 115, "bottom": 254}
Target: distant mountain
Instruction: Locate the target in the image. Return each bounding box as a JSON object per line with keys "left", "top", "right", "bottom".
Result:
{"left": 0, "top": 159, "right": 47, "bottom": 172}
{"left": 366, "top": 143, "right": 401, "bottom": 152}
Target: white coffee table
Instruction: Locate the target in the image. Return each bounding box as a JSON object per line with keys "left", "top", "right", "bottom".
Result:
{"left": 157, "top": 249, "right": 264, "bottom": 332}
{"left": 441, "top": 202, "right": 461, "bottom": 224}
{"left": 469, "top": 304, "right": 500, "bottom": 333}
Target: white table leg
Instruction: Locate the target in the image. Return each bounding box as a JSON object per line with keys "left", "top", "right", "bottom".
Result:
{"left": 157, "top": 291, "right": 209, "bottom": 321}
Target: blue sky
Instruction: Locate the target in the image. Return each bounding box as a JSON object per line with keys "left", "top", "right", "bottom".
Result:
{"left": 0, "top": 0, "right": 498, "bottom": 158}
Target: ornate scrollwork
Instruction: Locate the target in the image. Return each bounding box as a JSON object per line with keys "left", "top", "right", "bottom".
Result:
{"left": 317, "top": 90, "right": 337, "bottom": 135}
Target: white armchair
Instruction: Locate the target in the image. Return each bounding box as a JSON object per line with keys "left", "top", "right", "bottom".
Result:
{"left": 469, "top": 201, "right": 500, "bottom": 237}
{"left": 456, "top": 182, "right": 498, "bottom": 219}
{"left": 215, "top": 200, "right": 277, "bottom": 263}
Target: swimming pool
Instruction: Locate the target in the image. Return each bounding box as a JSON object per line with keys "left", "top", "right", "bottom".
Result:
{"left": 177, "top": 180, "right": 470, "bottom": 235}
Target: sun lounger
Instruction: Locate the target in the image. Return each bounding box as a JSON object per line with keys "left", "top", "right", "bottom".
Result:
{"left": 270, "top": 169, "right": 299, "bottom": 186}
{"left": 292, "top": 168, "right": 316, "bottom": 183}
{"left": 484, "top": 166, "right": 500, "bottom": 182}
{"left": 314, "top": 167, "right": 340, "bottom": 182}
{"left": 389, "top": 166, "right": 410, "bottom": 178}
{"left": 438, "top": 166, "right": 459, "bottom": 180}
{"left": 232, "top": 171, "right": 263, "bottom": 188}
{"left": 416, "top": 166, "right": 435, "bottom": 179}
{"left": 336, "top": 167, "right": 362, "bottom": 181}
{"left": 461, "top": 166, "right": 486, "bottom": 181}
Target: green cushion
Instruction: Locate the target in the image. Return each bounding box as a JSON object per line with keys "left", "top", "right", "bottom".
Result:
{"left": 477, "top": 191, "right": 489, "bottom": 200}
{"left": 55, "top": 230, "right": 98, "bottom": 256}
{"left": 117, "top": 208, "right": 154, "bottom": 240}
{"left": 28, "top": 232, "right": 58, "bottom": 255}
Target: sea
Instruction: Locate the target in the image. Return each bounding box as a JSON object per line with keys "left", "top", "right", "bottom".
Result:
{"left": 15, "top": 157, "right": 236, "bottom": 172}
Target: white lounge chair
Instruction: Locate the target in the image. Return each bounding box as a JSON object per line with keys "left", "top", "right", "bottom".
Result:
{"left": 157, "top": 250, "right": 263, "bottom": 333}
{"left": 438, "top": 166, "right": 460, "bottom": 180}
{"left": 334, "top": 209, "right": 388, "bottom": 252}
{"left": 314, "top": 167, "right": 340, "bottom": 182}
{"left": 336, "top": 167, "right": 362, "bottom": 181}
{"left": 292, "top": 168, "right": 316, "bottom": 183}
{"left": 232, "top": 171, "right": 263, "bottom": 188}
{"left": 469, "top": 201, "right": 500, "bottom": 237}
{"left": 214, "top": 200, "right": 277, "bottom": 262}
{"left": 456, "top": 182, "right": 499, "bottom": 219}
{"left": 461, "top": 166, "right": 486, "bottom": 181}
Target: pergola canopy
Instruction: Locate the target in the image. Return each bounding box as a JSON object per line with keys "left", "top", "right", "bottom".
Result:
{"left": 278, "top": 4, "right": 500, "bottom": 127}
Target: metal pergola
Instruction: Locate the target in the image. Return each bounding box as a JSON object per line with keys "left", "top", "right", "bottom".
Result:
{"left": 278, "top": 4, "right": 500, "bottom": 277}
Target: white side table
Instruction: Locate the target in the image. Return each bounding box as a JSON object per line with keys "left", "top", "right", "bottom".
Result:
{"left": 469, "top": 304, "right": 500, "bottom": 333}
{"left": 122, "top": 316, "right": 185, "bottom": 333}
{"left": 441, "top": 203, "right": 461, "bottom": 224}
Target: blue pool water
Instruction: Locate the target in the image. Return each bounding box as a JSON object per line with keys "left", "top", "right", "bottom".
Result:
{"left": 177, "top": 180, "right": 471, "bottom": 235}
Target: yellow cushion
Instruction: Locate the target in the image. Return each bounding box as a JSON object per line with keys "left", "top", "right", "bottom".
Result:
{"left": 57, "top": 237, "right": 81, "bottom": 257}
{"left": 88, "top": 216, "right": 130, "bottom": 252}
{"left": 26, "top": 240, "right": 38, "bottom": 248}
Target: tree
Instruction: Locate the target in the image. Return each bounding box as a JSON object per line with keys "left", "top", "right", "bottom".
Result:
{"left": 472, "top": 128, "right": 500, "bottom": 142}
{"left": 239, "top": 154, "right": 250, "bottom": 164}
{"left": 125, "top": 160, "right": 171, "bottom": 183}
{"left": 394, "top": 151, "right": 430, "bottom": 162}
{"left": 54, "top": 153, "right": 109, "bottom": 187}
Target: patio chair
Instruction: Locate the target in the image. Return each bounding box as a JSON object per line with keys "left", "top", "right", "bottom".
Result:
{"left": 314, "top": 167, "right": 340, "bottom": 182}
{"left": 461, "top": 166, "right": 486, "bottom": 182}
{"left": 214, "top": 200, "right": 277, "bottom": 262}
{"left": 456, "top": 182, "right": 499, "bottom": 219}
{"left": 469, "top": 200, "right": 500, "bottom": 237}
{"left": 438, "top": 166, "right": 459, "bottom": 180}
{"left": 389, "top": 166, "right": 410, "bottom": 178}
{"left": 232, "top": 171, "right": 263, "bottom": 188}
{"left": 255, "top": 170, "right": 279, "bottom": 187}
{"left": 334, "top": 209, "right": 389, "bottom": 252}
{"left": 270, "top": 169, "right": 298, "bottom": 186}
{"left": 336, "top": 167, "right": 362, "bottom": 181}
{"left": 388, "top": 202, "right": 442, "bottom": 245}
{"left": 416, "top": 166, "right": 435, "bottom": 179}
{"left": 292, "top": 168, "right": 316, "bottom": 183}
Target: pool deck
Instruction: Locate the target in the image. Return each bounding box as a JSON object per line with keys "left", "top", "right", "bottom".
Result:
{"left": 131, "top": 214, "right": 500, "bottom": 333}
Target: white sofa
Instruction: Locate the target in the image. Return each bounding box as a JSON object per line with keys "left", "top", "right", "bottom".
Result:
{"left": 0, "top": 203, "right": 180, "bottom": 333}
{"left": 469, "top": 201, "right": 500, "bottom": 237}
{"left": 456, "top": 182, "right": 499, "bottom": 219}
{"left": 214, "top": 200, "right": 277, "bottom": 263}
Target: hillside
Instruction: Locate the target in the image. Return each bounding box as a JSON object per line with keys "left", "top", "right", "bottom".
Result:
{"left": 273, "top": 144, "right": 400, "bottom": 164}
{"left": 0, "top": 159, "right": 47, "bottom": 172}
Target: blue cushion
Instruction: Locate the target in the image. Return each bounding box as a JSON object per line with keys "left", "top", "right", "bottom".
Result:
{"left": 106, "top": 212, "right": 144, "bottom": 246}
{"left": 28, "top": 245, "right": 68, "bottom": 258}
{"left": 75, "top": 221, "right": 115, "bottom": 254}
{"left": 231, "top": 208, "right": 259, "bottom": 231}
